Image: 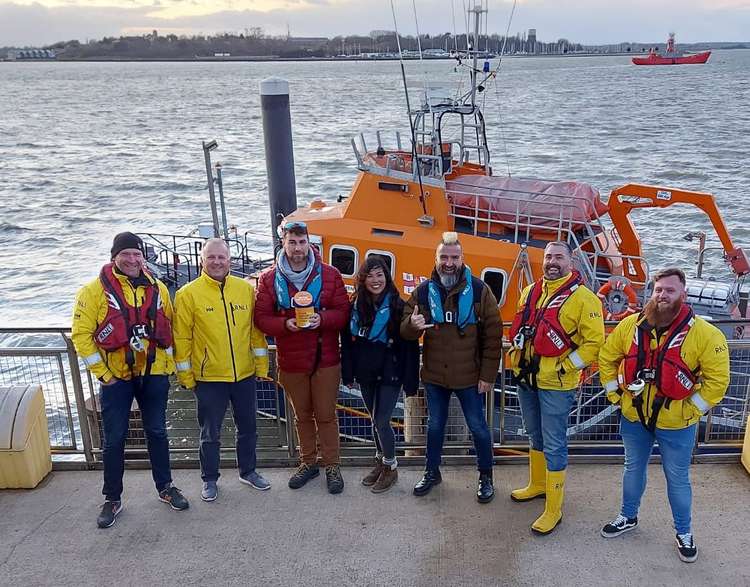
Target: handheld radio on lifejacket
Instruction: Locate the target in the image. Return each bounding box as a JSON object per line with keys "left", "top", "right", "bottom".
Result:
{"left": 512, "top": 325, "right": 535, "bottom": 350}
{"left": 130, "top": 323, "right": 149, "bottom": 353}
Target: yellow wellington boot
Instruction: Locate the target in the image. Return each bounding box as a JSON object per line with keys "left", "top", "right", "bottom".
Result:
{"left": 511, "top": 449, "right": 547, "bottom": 502}
{"left": 531, "top": 469, "right": 566, "bottom": 535}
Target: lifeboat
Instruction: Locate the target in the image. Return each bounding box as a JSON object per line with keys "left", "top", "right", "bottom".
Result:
{"left": 280, "top": 51, "right": 747, "bottom": 328}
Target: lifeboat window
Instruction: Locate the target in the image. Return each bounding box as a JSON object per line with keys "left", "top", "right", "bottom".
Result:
{"left": 481, "top": 268, "right": 508, "bottom": 306}
{"left": 330, "top": 245, "right": 358, "bottom": 278}
{"left": 365, "top": 249, "right": 395, "bottom": 277}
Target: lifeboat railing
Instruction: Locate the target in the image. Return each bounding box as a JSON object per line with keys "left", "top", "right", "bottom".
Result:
{"left": 445, "top": 183, "right": 657, "bottom": 298}
{"left": 138, "top": 231, "right": 273, "bottom": 289}
{"left": 352, "top": 127, "right": 486, "bottom": 182}
{"left": 447, "top": 186, "right": 600, "bottom": 282}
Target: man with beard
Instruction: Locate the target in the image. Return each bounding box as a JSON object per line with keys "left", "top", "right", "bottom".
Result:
{"left": 254, "top": 221, "right": 350, "bottom": 494}
{"left": 598, "top": 268, "right": 729, "bottom": 563}
{"left": 401, "top": 232, "right": 502, "bottom": 502}
{"left": 508, "top": 241, "right": 604, "bottom": 535}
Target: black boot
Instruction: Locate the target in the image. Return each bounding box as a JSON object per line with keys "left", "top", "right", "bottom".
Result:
{"left": 477, "top": 470, "right": 495, "bottom": 504}
{"left": 413, "top": 469, "right": 442, "bottom": 497}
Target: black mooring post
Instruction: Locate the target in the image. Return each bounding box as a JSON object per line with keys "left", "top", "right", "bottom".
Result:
{"left": 260, "top": 77, "right": 298, "bottom": 251}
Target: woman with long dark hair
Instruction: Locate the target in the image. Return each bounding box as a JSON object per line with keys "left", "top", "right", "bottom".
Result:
{"left": 341, "top": 257, "right": 420, "bottom": 493}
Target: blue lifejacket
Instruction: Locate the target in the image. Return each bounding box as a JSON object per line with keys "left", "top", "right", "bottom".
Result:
{"left": 424, "top": 266, "right": 479, "bottom": 330}
{"left": 274, "top": 264, "right": 323, "bottom": 310}
{"left": 349, "top": 292, "right": 391, "bottom": 344}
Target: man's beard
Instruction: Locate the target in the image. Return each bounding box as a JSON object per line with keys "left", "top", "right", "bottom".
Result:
{"left": 437, "top": 265, "right": 462, "bottom": 289}
{"left": 543, "top": 263, "right": 568, "bottom": 280}
{"left": 643, "top": 297, "right": 683, "bottom": 327}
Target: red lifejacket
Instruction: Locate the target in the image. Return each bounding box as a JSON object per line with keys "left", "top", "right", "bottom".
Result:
{"left": 509, "top": 272, "right": 581, "bottom": 358}
{"left": 618, "top": 305, "right": 697, "bottom": 402}
{"left": 94, "top": 264, "right": 173, "bottom": 365}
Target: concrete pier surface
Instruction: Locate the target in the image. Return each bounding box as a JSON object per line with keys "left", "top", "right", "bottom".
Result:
{"left": 1, "top": 464, "right": 748, "bottom": 586}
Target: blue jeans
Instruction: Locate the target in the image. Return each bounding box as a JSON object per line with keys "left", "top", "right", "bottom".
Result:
{"left": 516, "top": 382, "right": 576, "bottom": 472}
{"left": 100, "top": 375, "right": 172, "bottom": 501}
{"left": 619, "top": 415, "right": 697, "bottom": 534}
{"left": 360, "top": 383, "right": 401, "bottom": 461}
{"left": 425, "top": 383, "right": 493, "bottom": 472}
{"left": 195, "top": 377, "right": 258, "bottom": 482}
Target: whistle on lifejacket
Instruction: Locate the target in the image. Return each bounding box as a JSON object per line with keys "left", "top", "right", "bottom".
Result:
{"left": 627, "top": 378, "right": 646, "bottom": 396}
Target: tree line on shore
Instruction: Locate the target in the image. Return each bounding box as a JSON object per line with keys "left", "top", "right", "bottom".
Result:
{"left": 15, "top": 28, "right": 586, "bottom": 59}
{"left": 6, "top": 28, "right": 743, "bottom": 60}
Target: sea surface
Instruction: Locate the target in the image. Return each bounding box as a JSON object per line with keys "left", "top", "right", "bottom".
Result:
{"left": 2, "top": 51, "right": 750, "bottom": 327}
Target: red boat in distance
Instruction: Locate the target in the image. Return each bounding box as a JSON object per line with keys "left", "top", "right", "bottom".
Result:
{"left": 632, "top": 33, "right": 711, "bottom": 65}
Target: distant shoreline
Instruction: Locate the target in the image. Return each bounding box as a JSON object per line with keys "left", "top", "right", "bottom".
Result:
{"left": 3, "top": 47, "right": 748, "bottom": 63}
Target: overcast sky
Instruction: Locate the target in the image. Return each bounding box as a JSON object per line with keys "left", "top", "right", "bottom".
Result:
{"left": 2, "top": 0, "right": 749, "bottom": 47}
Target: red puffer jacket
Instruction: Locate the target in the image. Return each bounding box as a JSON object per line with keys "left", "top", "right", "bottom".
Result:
{"left": 254, "top": 252, "right": 350, "bottom": 374}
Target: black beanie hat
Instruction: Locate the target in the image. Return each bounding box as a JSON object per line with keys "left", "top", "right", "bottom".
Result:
{"left": 111, "top": 232, "right": 144, "bottom": 259}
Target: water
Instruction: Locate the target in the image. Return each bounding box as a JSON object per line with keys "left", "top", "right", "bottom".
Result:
{"left": 2, "top": 51, "right": 750, "bottom": 327}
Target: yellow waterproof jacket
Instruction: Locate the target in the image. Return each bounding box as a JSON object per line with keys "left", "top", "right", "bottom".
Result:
{"left": 509, "top": 274, "right": 605, "bottom": 390}
{"left": 173, "top": 272, "right": 269, "bottom": 389}
{"left": 599, "top": 312, "right": 730, "bottom": 430}
{"left": 71, "top": 269, "right": 175, "bottom": 382}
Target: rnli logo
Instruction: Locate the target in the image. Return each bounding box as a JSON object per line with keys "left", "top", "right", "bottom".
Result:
{"left": 232, "top": 303, "right": 248, "bottom": 311}
{"left": 547, "top": 329, "right": 565, "bottom": 350}
{"left": 676, "top": 371, "right": 694, "bottom": 391}
{"left": 97, "top": 323, "right": 114, "bottom": 343}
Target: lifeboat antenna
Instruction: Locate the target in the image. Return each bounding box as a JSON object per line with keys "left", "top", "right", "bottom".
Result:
{"left": 468, "top": 2, "right": 487, "bottom": 108}
{"left": 390, "top": 0, "right": 428, "bottom": 217}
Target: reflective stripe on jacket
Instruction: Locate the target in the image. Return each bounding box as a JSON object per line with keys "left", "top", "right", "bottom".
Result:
{"left": 599, "top": 311, "right": 730, "bottom": 430}
{"left": 173, "top": 272, "right": 269, "bottom": 389}
{"left": 71, "top": 268, "right": 175, "bottom": 381}
{"left": 509, "top": 273, "right": 605, "bottom": 391}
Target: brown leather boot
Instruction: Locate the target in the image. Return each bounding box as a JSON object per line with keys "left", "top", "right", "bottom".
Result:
{"left": 371, "top": 466, "right": 398, "bottom": 494}
{"left": 361, "top": 457, "right": 384, "bottom": 487}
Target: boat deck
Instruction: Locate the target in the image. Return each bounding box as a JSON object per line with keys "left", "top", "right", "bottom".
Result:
{"left": 1, "top": 464, "right": 748, "bottom": 586}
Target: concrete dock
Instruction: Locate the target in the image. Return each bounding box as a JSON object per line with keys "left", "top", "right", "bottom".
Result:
{"left": 1, "top": 464, "right": 748, "bottom": 586}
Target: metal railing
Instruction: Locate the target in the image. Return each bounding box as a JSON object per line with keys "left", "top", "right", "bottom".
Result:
{"left": 138, "top": 232, "right": 274, "bottom": 292}
{"left": 1, "top": 328, "right": 747, "bottom": 468}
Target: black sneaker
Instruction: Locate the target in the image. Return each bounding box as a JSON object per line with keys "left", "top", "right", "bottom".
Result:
{"left": 325, "top": 464, "right": 344, "bottom": 494}
{"left": 158, "top": 484, "right": 189, "bottom": 511}
{"left": 676, "top": 533, "right": 698, "bottom": 563}
{"left": 601, "top": 514, "right": 638, "bottom": 538}
{"left": 288, "top": 463, "right": 320, "bottom": 489}
{"left": 477, "top": 472, "right": 495, "bottom": 504}
{"left": 97, "top": 500, "right": 123, "bottom": 528}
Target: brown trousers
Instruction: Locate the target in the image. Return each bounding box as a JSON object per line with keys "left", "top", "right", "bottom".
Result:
{"left": 279, "top": 365, "right": 341, "bottom": 465}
